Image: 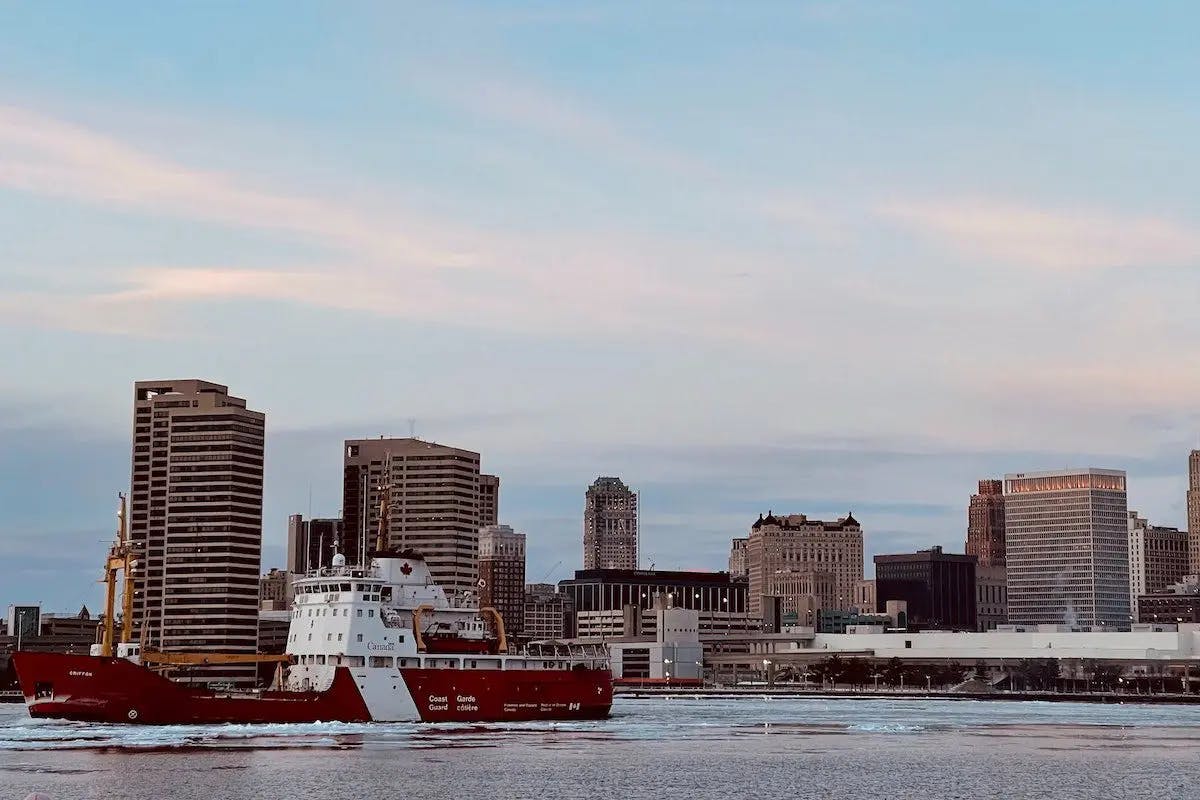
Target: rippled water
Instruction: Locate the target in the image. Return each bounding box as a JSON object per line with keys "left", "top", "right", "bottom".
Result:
{"left": 2, "top": 696, "right": 1199, "bottom": 798}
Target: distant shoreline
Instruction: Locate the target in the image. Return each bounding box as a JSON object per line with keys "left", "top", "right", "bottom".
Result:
{"left": 615, "top": 687, "right": 1200, "bottom": 705}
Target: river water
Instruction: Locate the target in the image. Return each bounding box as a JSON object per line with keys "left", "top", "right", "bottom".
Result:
{"left": 2, "top": 696, "right": 1198, "bottom": 799}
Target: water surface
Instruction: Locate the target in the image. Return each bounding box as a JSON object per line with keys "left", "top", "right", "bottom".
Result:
{"left": 2, "top": 696, "right": 1197, "bottom": 798}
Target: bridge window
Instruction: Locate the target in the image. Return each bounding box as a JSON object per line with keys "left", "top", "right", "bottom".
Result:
{"left": 369, "top": 656, "right": 393, "bottom": 668}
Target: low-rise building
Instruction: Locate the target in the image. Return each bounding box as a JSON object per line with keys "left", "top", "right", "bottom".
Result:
{"left": 1138, "top": 575, "right": 1200, "bottom": 625}
{"left": 608, "top": 605, "right": 704, "bottom": 685}
{"left": 559, "top": 568, "right": 753, "bottom": 640}
{"left": 259, "top": 568, "right": 289, "bottom": 611}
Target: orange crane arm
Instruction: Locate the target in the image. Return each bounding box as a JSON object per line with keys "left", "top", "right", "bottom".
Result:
{"left": 140, "top": 652, "right": 291, "bottom": 665}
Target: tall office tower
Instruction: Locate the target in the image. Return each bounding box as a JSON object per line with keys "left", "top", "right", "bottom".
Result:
{"left": 479, "top": 474, "right": 500, "bottom": 528}
{"left": 477, "top": 524, "right": 526, "bottom": 637}
{"left": 966, "top": 479, "right": 1006, "bottom": 567}
{"left": 286, "top": 515, "right": 343, "bottom": 575}
{"left": 728, "top": 538, "right": 749, "bottom": 578}
{"left": 1004, "top": 469, "right": 1129, "bottom": 628}
{"left": 1128, "top": 511, "right": 1189, "bottom": 619}
{"left": 745, "top": 512, "right": 864, "bottom": 618}
{"left": 1189, "top": 451, "right": 1200, "bottom": 574}
{"left": 342, "top": 437, "right": 482, "bottom": 596}
{"left": 874, "top": 546, "right": 977, "bottom": 630}
{"left": 129, "top": 380, "right": 265, "bottom": 685}
{"left": 583, "top": 477, "right": 639, "bottom": 570}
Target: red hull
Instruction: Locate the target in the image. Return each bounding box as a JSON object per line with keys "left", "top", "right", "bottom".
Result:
{"left": 12, "top": 652, "right": 371, "bottom": 724}
{"left": 400, "top": 668, "right": 612, "bottom": 722}
{"left": 12, "top": 652, "right": 612, "bottom": 725}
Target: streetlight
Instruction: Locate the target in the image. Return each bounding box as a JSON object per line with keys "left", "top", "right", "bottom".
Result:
{"left": 925, "top": 674, "right": 932, "bottom": 692}
{"left": 763, "top": 658, "right": 773, "bottom": 688}
{"left": 872, "top": 672, "right": 881, "bottom": 691}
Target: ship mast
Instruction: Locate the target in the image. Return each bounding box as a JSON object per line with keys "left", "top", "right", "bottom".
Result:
{"left": 100, "top": 493, "right": 135, "bottom": 657}
{"left": 375, "top": 483, "right": 390, "bottom": 555}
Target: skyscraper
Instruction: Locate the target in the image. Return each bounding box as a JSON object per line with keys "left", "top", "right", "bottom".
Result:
{"left": 966, "top": 479, "right": 1006, "bottom": 567}
{"left": 1004, "top": 468, "right": 1129, "bottom": 628}
{"left": 479, "top": 474, "right": 500, "bottom": 528}
{"left": 286, "top": 515, "right": 343, "bottom": 576}
{"left": 1189, "top": 450, "right": 1200, "bottom": 574}
{"left": 129, "top": 380, "right": 265, "bottom": 684}
{"left": 583, "top": 477, "right": 638, "bottom": 570}
{"left": 1128, "top": 511, "right": 1188, "bottom": 619}
{"left": 477, "top": 524, "right": 526, "bottom": 638}
{"left": 342, "top": 437, "right": 483, "bottom": 596}
{"left": 744, "top": 512, "right": 864, "bottom": 618}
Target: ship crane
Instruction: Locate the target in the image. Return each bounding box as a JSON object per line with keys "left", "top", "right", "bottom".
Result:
{"left": 99, "top": 493, "right": 136, "bottom": 658}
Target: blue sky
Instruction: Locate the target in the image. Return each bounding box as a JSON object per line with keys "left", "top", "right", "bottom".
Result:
{"left": 3, "top": 2, "right": 1200, "bottom": 611}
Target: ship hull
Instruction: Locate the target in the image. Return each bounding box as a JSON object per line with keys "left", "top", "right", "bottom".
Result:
{"left": 12, "top": 652, "right": 612, "bottom": 725}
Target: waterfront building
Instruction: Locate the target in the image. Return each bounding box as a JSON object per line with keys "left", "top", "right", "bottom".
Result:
{"left": 966, "top": 479, "right": 1006, "bottom": 566}
{"left": 522, "top": 583, "right": 575, "bottom": 640}
{"left": 1189, "top": 451, "right": 1200, "bottom": 573}
{"left": 286, "top": 515, "right": 343, "bottom": 577}
{"left": 259, "top": 568, "right": 289, "bottom": 611}
{"left": 853, "top": 579, "right": 877, "bottom": 614}
{"left": 479, "top": 474, "right": 500, "bottom": 528}
{"left": 342, "top": 437, "right": 484, "bottom": 596}
{"left": 976, "top": 564, "right": 1008, "bottom": 631}
{"left": 728, "top": 538, "right": 748, "bottom": 578}
{"left": 874, "top": 546, "right": 977, "bottom": 630}
{"left": 1128, "top": 511, "right": 1188, "bottom": 619}
{"left": 129, "top": 380, "right": 265, "bottom": 684}
{"left": 478, "top": 525, "right": 526, "bottom": 637}
{"left": 1004, "top": 468, "right": 1130, "bottom": 629}
{"left": 558, "top": 568, "right": 753, "bottom": 639}
{"left": 745, "top": 512, "right": 864, "bottom": 618}
{"left": 583, "top": 477, "right": 639, "bottom": 570}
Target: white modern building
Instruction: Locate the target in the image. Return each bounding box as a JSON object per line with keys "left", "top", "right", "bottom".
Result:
{"left": 1004, "top": 468, "right": 1130, "bottom": 629}
{"left": 608, "top": 606, "right": 703, "bottom": 684}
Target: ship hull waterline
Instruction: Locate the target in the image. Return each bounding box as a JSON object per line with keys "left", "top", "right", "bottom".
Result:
{"left": 12, "top": 652, "right": 613, "bottom": 725}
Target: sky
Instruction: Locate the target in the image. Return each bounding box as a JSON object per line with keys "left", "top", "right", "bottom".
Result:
{"left": 3, "top": 2, "right": 1200, "bottom": 612}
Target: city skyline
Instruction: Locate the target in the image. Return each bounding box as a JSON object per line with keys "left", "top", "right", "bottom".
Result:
{"left": 4, "top": 4, "right": 1200, "bottom": 610}
{"left": 2, "top": 376, "right": 1197, "bottom": 611}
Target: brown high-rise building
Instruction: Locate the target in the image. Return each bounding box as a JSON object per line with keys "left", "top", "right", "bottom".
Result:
{"left": 583, "top": 477, "right": 639, "bottom": 570}
{"left": 966, "top": 479, "right": 1006, "bottom": 567}
{"left": 745, "top": 512, "right": 863, "bottom": 618}
{"left": 342, "top": 437, "right": 483, "bottom": 596}
{"left": 477, "top": 524, "right": 526, "bottom": 637}
{"left": 129, "top": 380, "right": 265, "bottom": 685}
{"left": 1189, "top": 451, "right": 1200, "bottom": 574}
{"left": 479, "top": 474, "right": 500, "bottom": 528}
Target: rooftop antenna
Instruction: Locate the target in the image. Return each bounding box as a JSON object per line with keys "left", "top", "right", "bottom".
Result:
{"left": 408, "top": 418, "right": 417, "bottom": 438}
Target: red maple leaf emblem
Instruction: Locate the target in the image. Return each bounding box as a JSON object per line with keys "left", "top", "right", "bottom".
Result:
{"left": 400, "top": 562, "right": 412, "bottom": 575}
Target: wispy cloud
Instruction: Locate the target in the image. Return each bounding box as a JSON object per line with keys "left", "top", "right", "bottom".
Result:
{"left": 879, "top": 197, "right": 1200, "bottom": 269}
{"left": 0, "top": 105, "right": 471, "bottom": 266}
{"left": 0, "top": 104, "right": 755, "bottom": 340}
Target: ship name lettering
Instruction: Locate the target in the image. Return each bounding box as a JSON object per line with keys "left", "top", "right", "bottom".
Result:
{"left": 68, "top": 670, "right": 93, "bottom": 678}
{"left": 456, "top": 695, "right": 476, "bottom": 704}
{"left": 367, "top": 642, "right": 395, "bottom": 652}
